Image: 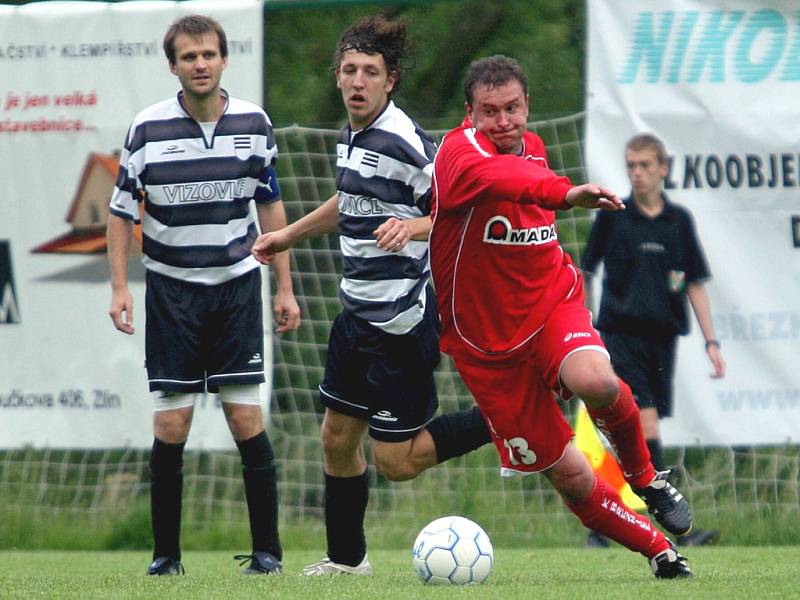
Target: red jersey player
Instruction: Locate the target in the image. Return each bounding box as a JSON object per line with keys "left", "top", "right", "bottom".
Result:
{"left": 429, "top": 55, "right": 693, "bottom": 578}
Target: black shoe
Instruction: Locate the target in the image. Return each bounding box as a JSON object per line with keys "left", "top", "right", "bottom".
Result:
{"left": 235, "top": 552, "right": 283, "bottom": 575}
{"left": 147, "top": 556, "right": 185, "bottom": 576}
{"left": 678, "top": 528, "right": 720, "bottom": 547}
{"left": 586, "top": 530, "right": 611, "bottom": 548}
{"left": 633, "top": 470, "right": 693, "bottom": 536}
{"left": 650, "top": 542, "right": 693, "bottom": 579}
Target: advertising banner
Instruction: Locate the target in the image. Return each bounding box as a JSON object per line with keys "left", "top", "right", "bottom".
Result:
{"left": 586, "top": 1, "right": 800, "bottom": 445}
{"left": 0, "top": 0, "right": 267, "bottom": 449}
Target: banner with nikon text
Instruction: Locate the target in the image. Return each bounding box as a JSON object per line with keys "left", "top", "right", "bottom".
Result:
{"left": 0, "top": 0, "right": 268, "bottom": 449}
{"left": 586, "top": 1, "right": 800, "bottom": 445}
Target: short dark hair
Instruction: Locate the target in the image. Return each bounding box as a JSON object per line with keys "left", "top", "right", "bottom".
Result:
{"left": 464, "top": 55, "right": 528, "bottom": 105}
{"left": 333, "top": 15, "right": 410, "bottom": 93}
{"left": 626, "top": 133, "right": 668, "bottom": 165}
{"left": 163, "top": 14, "right": 228, "bottom": 65}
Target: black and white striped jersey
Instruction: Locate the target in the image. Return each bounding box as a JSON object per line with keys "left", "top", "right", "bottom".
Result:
{"left": 109, "top": 91, "right": 280, "bottom": 285}
{"left": 335, "top": 101, "right": 437, "bottom": 334}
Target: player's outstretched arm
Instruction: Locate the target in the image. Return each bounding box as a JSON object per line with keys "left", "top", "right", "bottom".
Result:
{"left": 252, "top": 229, "right": 293, "bottom": 265}
{"left": 252, "top": 194, "right": 340, "bottom": 265}
{"left": 565, "top": 184, "right": 624, "bottom": 211}
{"left": 374, "top": 215, "right": 432, "bottom": 252}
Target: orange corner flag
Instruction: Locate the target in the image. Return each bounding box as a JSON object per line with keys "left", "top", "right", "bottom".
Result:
{"left": 574, "top": 401, "right": 646, "bottom": 511}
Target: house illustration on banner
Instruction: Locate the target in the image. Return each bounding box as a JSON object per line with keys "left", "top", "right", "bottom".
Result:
{"left": 32, "top": 152, "right": 142, "bottom": 255}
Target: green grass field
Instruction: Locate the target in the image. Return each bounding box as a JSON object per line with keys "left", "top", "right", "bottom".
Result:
{"left": 2, "top": 547, "right": 798, "bottom": 600}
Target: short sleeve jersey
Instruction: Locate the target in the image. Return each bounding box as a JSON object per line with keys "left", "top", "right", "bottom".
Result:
{"left": 335, "top": 100, "right": 437, "bottom": 335}
{"left": 108, "top": 91, "right": 281, "bottom": 285}
{"left": 582, "top": 193, "right": 710, "bottom": 336}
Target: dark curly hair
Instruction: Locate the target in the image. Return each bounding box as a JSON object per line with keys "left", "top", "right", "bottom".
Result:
{"left": 464, "top": 55, "right": 528, "bottom": 105}
{"left": 333, "top": 15, "right": 410, "bottom": 94}
{"left": 163, "top": 14, "right": 228, "bottom": 66}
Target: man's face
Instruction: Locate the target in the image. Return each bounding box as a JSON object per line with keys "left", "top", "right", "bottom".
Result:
{"left": 626, "top": 148, "right": 668, "bottom": 198}
{"left": 466, "top": 80, "right": 530, "bottom": 155}
{"left": 169, "top": 33, "right": 227, "bottom": 100}
{"left": 336, "top": 50, "right": 396, "bottom": 130}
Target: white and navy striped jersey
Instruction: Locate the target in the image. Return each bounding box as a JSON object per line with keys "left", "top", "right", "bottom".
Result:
{"left": 109, "top": 91, "right": 281, "bottom": 285}
{"left": 336, "top": 101, "right": 436, "bottom": 334}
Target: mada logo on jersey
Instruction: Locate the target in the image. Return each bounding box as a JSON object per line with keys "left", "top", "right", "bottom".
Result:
{"left": 483, "top": 216, "right": 557, "bottom": 245}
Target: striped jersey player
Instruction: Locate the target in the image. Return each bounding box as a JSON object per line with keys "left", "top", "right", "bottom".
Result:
{"left": 106, "top": 14, "right": 299, "bottom": 577}
{"left": 251, "top": 15, "right": 491, "bottom": 577}
{"left": 110, "top": 93, "right": 280, "bottom": 286}
{"left": 334, "top": 100, "right": 436, "bottom": 334}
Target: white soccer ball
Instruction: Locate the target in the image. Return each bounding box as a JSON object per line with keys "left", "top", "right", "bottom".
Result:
{"left": 412, "top": 515, "right": 494, "bottom": 585}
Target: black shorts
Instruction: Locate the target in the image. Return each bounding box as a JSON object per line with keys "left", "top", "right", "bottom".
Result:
{"left": 602, "top": 331, "right": 677, "bottom": 418}
{"left": 319, "top": 287, "right": 440, "bottom": 442}
{"left": 145, "top": 269, "right": 265, "bottom": 393}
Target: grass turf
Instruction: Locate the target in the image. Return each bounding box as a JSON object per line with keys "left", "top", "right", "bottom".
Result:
{"left": 1, "top": 546, "right": 799, "bottom": 599}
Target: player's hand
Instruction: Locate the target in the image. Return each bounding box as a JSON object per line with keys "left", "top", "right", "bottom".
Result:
{"left": 565, "top": 184, "right": 624, "bottom": 211}
{"left": 109, "top": 288, "right": 135, "bottom": 335}
{"left": 252, "top": 229, "right": 292, "bottom": 264}
{"left": 707, "top": 345, "right": 726, "bottom": 379}
{"left": 374, "top": 217, "right": 412, "bottom": 252}
{"left": 273, "top": 288, "right": 301, "bottom": 334}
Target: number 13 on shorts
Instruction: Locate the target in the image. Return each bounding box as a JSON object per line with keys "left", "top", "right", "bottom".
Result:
{"left": 503, "top": 437, "right": 538, "bottom": 466}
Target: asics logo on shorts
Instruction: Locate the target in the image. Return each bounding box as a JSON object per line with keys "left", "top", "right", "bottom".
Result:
{"left": 564, "top": 332, "right": 592, "bottom": 342}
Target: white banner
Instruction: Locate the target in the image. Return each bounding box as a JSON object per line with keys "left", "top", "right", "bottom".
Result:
{"left": 0, "top": 0, "right": 269, "bottom": 449}
{"left": 586, "top": 1, "right": 800, "bottom": 445}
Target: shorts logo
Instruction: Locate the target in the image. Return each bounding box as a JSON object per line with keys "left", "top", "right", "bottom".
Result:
{"left": 483, "top": 216, "right": 557, "bottom": 245}
{"left": 374, "top": 410, "right": 398, "bottom": 422}
{"left": 247, "top": 353, "right": 262, "bottom": 365}
{"left": 564, "top": 332, "right": 592, "bottom": 342}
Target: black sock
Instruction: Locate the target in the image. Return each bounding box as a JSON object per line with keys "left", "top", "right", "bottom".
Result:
{"left": 426, "top": 406, "right": 492, "bottom": 463}
{"left": 236, "top": 431, "right": 282, "bottom": 560}
{"left": 150, "top": 437, "right": 185, "bottom": 561}
{"left": 647, "top": 438, "right": 664, "bottom": 472}
{"left": 325, "top": 471, "right": 368, "bottom": 566}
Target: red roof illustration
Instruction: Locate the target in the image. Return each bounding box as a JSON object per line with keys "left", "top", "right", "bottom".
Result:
{"left": 32, "top": 152, "right": 143, "bottom": 254}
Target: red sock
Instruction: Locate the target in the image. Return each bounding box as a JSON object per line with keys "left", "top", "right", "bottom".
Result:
{"left": 586, "top": 378, "right": 655, "bottom": 488}
{"left": 567, "top": 476, "right": 669, "bottom": 558}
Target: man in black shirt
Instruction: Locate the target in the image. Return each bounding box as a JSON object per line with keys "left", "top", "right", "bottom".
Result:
{"left": 582, "top": 133, "right": 726, "bottom": 547}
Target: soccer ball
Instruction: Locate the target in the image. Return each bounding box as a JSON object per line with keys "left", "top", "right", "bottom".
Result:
{"left": 412, "top": 515, "right": 493, "bottom": 585}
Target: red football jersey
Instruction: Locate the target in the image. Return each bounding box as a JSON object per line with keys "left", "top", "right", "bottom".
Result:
{"left": 430, "top": 117, "right": 581, "bottom": 365}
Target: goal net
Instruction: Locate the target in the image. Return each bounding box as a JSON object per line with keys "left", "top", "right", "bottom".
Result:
{"left": 2, "top": 113, "right": 799, "bottom": 550}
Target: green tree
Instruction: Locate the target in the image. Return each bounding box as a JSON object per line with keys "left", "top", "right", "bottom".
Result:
{"left": 265, "top": 0, "right": 585, "bottom": 128}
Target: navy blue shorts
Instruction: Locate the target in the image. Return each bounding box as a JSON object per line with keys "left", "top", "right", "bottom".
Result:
{"left": 602, "top": 331, "right": 676, "bottom": 418}
{"left": 319, "top": 288, "right": 440, "bottom": 442}
{"left": 144, "top": 269, "right": 265, "bottom": 393}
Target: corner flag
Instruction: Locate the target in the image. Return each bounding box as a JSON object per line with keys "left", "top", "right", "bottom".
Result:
{"left": 574, "top": 401, "right": 646, "bottom": 511}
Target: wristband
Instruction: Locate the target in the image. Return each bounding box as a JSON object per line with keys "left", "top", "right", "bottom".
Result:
{"left": 705, "top": 340, "right": 720, "bottom": 351}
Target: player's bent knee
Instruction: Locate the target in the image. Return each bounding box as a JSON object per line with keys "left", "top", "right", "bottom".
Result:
{"left": 579, "top": 376, "right": 620, "bottom": 408}
{"left": 374, "top": 457, "right": 417, "bottom": 482}
{"left": 373, "top": 440, "right": 421, "bottom": 481}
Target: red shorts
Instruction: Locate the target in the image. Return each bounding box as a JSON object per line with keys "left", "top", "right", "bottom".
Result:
{"left": 453, "top": 295, "right": 608, "bottom": 475}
